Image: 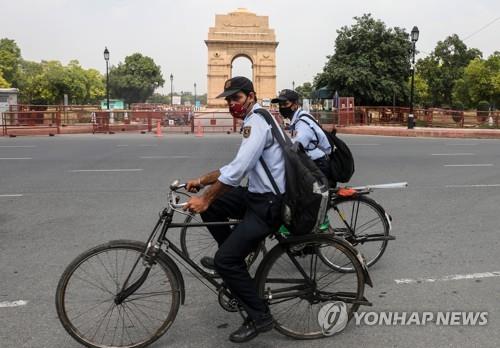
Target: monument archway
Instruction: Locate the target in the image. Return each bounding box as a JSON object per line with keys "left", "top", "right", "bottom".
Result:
{"left": 205, "top": 8, "right": 278, "bottom": 107}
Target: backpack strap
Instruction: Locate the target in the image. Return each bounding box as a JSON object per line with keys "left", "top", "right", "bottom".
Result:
{"left": 259, "top": 157, "right": 281, "bottom": 195}
{"left": 254, "top": 108, "right": 291, "bottom": 147}
{"left": 296, "top": 113, "right": 320, "bottom": 151}
{"left": 254, "top": 108, "right": 289, "bottom": 195}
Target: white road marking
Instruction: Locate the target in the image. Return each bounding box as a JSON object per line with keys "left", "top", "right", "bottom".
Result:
{"left": 68, "top": 169, "right": 143, "bottom": 172}
{"left": 0, "top": 300, "right": 28, "bottom": 308}
{"left": 0, "top": 194, "right": 23, "bottom": 197}
{"left": 446, "top": 184, "right": 500, "bottom": 188}
{"left": 140, "top": 156, "right": 191, "bottom": 159}
{"left": 444, "top": 164, "right": 493, "bottom": 167}
{"left": 431, "top": 153, "right": 475, "bottom": 156}
{"left": 0, "top": 145, "right": 36, "bottom": 148}
{"left": 395, "top": 271, "right": 500, "bottom": 285}
{"left": 0, "top": 157, "right": 32, "bottom": 160}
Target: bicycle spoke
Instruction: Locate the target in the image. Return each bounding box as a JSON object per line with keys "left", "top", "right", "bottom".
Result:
{"left": 258, "top": 237, "right": 364, "bottom": 338}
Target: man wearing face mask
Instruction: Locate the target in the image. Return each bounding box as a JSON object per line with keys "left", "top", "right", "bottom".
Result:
{"left": 272, "top": 89, "right": 333, "bottom": 182}
{"left": 183, "top": 76, "right": 285, "bottom": 343}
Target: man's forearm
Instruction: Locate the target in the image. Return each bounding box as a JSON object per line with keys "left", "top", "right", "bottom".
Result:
{"left": 199, "top": 170, "right": 221, "bottom": 186}
{"left": 202, "top": 180, "right": 232, "bottom": 205}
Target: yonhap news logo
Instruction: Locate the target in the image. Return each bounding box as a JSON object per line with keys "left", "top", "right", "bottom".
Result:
{"left": 317, "top": 302, "right": 349, "bottom": 336}
{"left": 354, "top": 311, "right": 488, "bottom": 326}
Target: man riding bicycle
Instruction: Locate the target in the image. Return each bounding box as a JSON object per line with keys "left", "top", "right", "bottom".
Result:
{"left": 272, "top": 89, "right": 334, "bottom": 183}
{"left": 184, "top": 76, "right": 284, "bottom": 343}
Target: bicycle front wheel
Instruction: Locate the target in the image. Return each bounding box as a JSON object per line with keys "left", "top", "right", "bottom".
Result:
{"left": 255, "top": 235, "right": 365, "bottom": 339}
{"left": 325, "top": 195, "right": 390, "bottom": 270}
{"left": 55, "top": 240, "right": 180, "bottom": 348}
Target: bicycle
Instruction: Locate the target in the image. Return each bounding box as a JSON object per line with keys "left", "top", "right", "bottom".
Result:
{"left": 321, "top": 182, "right": 406, "bottom": 272}
{"left": 55, "top": 180, "right": 372, "bottom": 348}
{"left": 181, "top": 182, "right": 406, "bottom": 275}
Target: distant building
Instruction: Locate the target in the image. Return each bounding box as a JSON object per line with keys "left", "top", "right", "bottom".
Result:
{"left": 0, "top": 88, "right": 19, "bottom": 125}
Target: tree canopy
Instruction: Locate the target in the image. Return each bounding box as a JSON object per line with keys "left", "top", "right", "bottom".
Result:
{"left": 416, "top": 34, "right": 482, "bottom": 107}
{"left": 314, "top": 14, "right": 412, "bottom": 106}
{"left": 15, "top": 59, "right": 105, "bottom": 105}
{"left": 108, "top": 53, "right": 164, "bottom": 105}
{"left": 295, "top": 82, "right": 313, "bottom": 100}
{"left": 0, "top": 38, "right": 22, "bottom": 86}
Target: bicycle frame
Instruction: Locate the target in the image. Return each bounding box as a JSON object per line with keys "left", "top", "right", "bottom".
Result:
{"left": 115, "top": 181, "right": 373, "bottom": 306}
{"left": 115, "top": 208, "right": 239, "bottom": 304}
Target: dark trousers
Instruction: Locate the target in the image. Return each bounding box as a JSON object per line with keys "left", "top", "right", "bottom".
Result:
{"left": 200, "top": 186, "right": 282, "bottom": 321}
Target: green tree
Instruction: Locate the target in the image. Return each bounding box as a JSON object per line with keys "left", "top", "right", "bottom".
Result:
{"left": 412, "top": 74, "right": 431, "bottom": 107}
{"left": 486, "top": 52, "right": 500, "bottom": 108}
{"left": 64, "top": 60, "right": 105, "bottom": 104}
{"left": 0, "top": 69, "right": 10, "bottom": 88}
{"left": 16, "top": 59, "right": 104, "bottom": 105}
{"left": 416, "top": 34, "right": 481, "bottom": 107}
{"left": 17, "top": 60, "right": 45, "bottom": 104}
{"left": 314, "top": 14, "right": 412, "bottom": 105}
{"left": 84, "top": 68, "right": 105, "bottom": 104}
{"left": 295, "top": 82, "right": 313, "bottom": 100}
{"left": 109, "top": 53, "right": 164, "bottom": 105}
{"left": 0, "top": 38, "right": 22, "bottom": 86}
{"left": 451, "top": 52, "right": 500, "bottom": 109}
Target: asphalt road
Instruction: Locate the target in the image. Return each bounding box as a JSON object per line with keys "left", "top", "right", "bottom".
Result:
{"left": 1, "top": 133, "right": 499, "bottom": 348}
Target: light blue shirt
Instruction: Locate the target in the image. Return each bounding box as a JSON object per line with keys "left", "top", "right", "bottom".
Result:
{"left": 219, "top": 103, "right": 286, "bottom": 195}
{"left": 290, "top": 108, "right": 332, "bottom": 161}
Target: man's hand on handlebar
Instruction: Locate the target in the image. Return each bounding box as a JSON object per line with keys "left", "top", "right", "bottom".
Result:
{"left": 186, "top": 178, "right": 203, "bottom": 193}
{"left": 183, "top": 196, "right": 209, "bottom": 214}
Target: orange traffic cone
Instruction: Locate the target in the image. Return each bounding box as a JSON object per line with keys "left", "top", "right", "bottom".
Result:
{"left": 155, "top": 119, "right": 163, "bottom": 137}
{"left": 195, "top": 121, "right": 203, "bottom": 137}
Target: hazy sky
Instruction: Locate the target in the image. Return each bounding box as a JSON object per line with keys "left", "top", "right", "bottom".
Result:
{"left": 2, "top": 0, "right": 499, "bottom": 95}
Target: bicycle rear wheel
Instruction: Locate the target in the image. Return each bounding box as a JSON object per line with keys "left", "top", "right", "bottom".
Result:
{"left": 325, "top": 195, "right": 390, "bottom": 270}
{"left": 55, "top": 240, "right": 180, "bottom": 348}
{"left": 255, "top": 235, "right": 365, "bottom": 339}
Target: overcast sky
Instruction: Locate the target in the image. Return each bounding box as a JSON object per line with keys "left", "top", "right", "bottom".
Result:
{"left": 2, "top": 0, "right": 499, "bottom": 95}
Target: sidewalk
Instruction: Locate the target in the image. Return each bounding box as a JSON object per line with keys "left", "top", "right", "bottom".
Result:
{"left": 337, "top": 125, "right": 500, "bottom": 139}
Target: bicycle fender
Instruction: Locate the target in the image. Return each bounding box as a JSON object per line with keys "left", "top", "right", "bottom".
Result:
{"left": 332, "top": 236, "right": 374, "bottom": 288}
{"left": 271, "top": 234, "right": 373, "bottom": 288}
{"left": 158, "top": 251, "right": 186, "bottom": 305}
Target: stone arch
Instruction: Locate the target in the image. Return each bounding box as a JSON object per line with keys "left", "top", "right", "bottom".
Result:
{"left": 230, "top": 54, "right": 254, "bottom": 79}
{"left": 205, "top": 8, "right": 278, "bottom": 107}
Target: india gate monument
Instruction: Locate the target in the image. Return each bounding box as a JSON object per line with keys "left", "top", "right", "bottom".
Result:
{"left": 205, "top": 8, "right": 278, "bottom": 107}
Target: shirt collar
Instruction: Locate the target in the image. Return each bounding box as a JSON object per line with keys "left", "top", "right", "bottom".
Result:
{"left": 290, "top": 107, "right": 303, "bottom": 125}
{"left": 243, "top": 103, "right": 261, "bottom": 122}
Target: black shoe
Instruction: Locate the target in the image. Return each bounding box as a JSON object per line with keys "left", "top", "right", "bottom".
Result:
{"left": 229, "top": 314, "right": 274, "bottom": 343}
{"left": 200, "top": 256, "right": 216, "bottom": 271}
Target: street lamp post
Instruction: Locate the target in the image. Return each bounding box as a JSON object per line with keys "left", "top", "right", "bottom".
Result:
{"left": 104, "top": 47, "right": 110, "bottom": 110}
{"left": 170, "top": 73, "right": 173, "bottom": 107}
{"left": 292, "top": 81, "right": 295, "bottom": 91}
{"left": 408, "top": 26, "right": 419, "bottom": 129}
{"left": 194, "top": 83, "right": 197, "bottom": 108}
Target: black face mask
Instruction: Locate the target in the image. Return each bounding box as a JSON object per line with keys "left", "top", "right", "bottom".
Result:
{"left": 279, "top": 106, "right": 295, "bottom": 119}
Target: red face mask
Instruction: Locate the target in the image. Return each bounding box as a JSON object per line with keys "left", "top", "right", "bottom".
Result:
{"left": 229, "top": 96, "right": 249, "bottom": 119}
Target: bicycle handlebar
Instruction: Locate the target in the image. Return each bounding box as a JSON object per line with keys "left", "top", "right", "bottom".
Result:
{"left": 169, "top": 179, "right": 190, "bottom": 210}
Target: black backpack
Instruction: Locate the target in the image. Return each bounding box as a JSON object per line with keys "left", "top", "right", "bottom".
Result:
{"left": 254, "top": 109, "right": 330, "bottom": 236}
{"left": 297, "top": 113, "right": 355, "bottom": 183}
